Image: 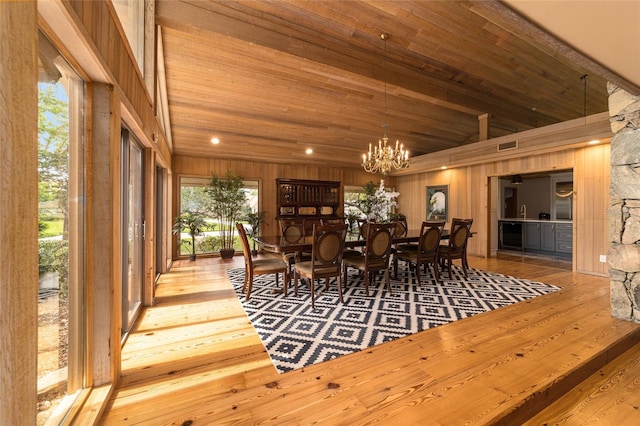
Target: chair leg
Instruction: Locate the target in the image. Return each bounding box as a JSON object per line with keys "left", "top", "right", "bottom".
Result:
{"left": 393, "top": 253, "right": 399, "bottom": 279}
{"left": 343, "top": 263, "right": 348, "bottom": 288}
{"left": 363, "top": 270, "right": 370, "bottom": 297}
{"left": 384, "top": 268, "right": 392, "bottom": 293}
{"left": 337, "top": 274, "right": 344, "bottom": 303}
{"left": 310, "top": 278, "right": 316, "bottom": 309}
{"left": 415, "top": 262, "right": 422, "bottom": 287}
{"left": 241, "top": 266, "right": 249, "bottom": 293}
{"left": 245, "top": 270, "right": 254, "bottom": 301}
{"left": 461, "top": 261, "right": 468, "bottom": 277}
{"left": 294, "top": 271, "right": 299, "bottom": 296}
{"left": 282, "top": 271, "right": 288, "bottom": 297}
{"left": 433, "top": 259, "right": 441, "bottom": 284}
{"left": 447, "top": 258, "right": 453, "bottom": 279}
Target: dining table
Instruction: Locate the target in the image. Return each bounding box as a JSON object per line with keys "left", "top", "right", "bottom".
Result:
{"left": 254, "top": 226, "right": 462, "bottom": 280}
{"left": 254, "top": 228, "right": 431, "bottom": 254}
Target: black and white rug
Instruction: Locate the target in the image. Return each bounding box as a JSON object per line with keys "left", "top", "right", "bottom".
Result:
{"left": 227, "top": 264, "right": 561, "bottom": 373}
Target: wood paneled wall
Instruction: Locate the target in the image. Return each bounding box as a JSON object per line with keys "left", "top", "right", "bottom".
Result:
{"left": 574, "top": 144, "right": 610, "bottom": 275}
{"left": 64, "top": 0, "right": 171, "bottom": 169}
{"left": 171, "top": 155, "right": 393, "bottom": 256}
{"left": 395, "top": 144, "right": 611, "bottom": 276}
{"left": 173, "top": 143, "right": 610, "bottom": 277}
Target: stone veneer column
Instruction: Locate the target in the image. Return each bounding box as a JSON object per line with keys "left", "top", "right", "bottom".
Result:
{"left": 608, "top": 82, "right": 640, "bottom": 322}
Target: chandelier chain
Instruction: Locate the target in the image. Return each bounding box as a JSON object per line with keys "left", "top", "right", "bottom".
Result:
{"left": 361, "top": 33, "right": 409, "bottom": 175}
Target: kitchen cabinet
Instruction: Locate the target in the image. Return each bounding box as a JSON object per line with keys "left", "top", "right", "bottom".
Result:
{"left": 555, "top": 223, "right": 573, "bottom": 254}
{"left": 541, "top": 223, "right": 555, "bottom": 251}
{"left": 524, "top": 222, "right": 541, "bottom": 250}
{"left": 501, "top": 220, "right": 572, "bottom": 257}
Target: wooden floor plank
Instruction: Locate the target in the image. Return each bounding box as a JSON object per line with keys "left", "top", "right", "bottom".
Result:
{"left": 99, "top": 254, "right": 640, "bottom": 425}
{"left": 525, "top": 339, "right": 640, "bottom": 425}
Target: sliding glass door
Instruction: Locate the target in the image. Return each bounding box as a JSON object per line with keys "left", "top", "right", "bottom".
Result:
{"left": 121, "top": 129, "right": 144, "bottom": 337}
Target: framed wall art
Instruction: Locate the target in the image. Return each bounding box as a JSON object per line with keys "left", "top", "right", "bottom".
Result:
{"left": 426, "top": 185, "right": 448, "bottom": 221}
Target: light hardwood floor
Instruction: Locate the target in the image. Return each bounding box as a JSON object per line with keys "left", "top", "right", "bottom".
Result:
{"left": 99, "top": 253, "right": 640, "bottom": 425}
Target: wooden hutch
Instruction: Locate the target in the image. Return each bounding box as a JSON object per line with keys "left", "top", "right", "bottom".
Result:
{"left": 275, "top": 178, "right": 342, "bottom": 234}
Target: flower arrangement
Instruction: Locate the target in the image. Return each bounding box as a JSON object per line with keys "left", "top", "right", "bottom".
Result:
{"left": 359, "top": 179, "right": 399, "bottom": 222}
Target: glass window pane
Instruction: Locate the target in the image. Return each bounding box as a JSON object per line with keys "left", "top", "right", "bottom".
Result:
{"left": 178, "top": 176, "right": 259, "bottom": 255}
{"left": 112, "top": 0, "right": 145, "bottom": 72}
{"left": 37, "top": 32, "right": 86, "bottom": 424}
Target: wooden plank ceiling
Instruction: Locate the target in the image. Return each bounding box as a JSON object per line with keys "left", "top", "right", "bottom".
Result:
{"left": 156, "top": 0, "right": 608, "bottom": 170}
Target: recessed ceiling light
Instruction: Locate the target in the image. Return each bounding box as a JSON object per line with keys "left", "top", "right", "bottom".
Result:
{"left": 306, "top": 148, "right": 313, "bottom": 155}
{"left": 211, "top": 137, "right": 220, "bottom": 145}
{"left": 588, "top": 139, "right": 600, "bottom": 145}
{"left": 441, "top": 166, "right": 447, "bottom": 170}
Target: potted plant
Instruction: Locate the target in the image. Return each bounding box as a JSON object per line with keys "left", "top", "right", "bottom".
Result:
{"left": 244, "top": 210, "right": 266, "bottom": 256}
{"left": 172, "top": 211, "right": 209, "bottom": 261}
{"left": 206, "top": 171, "right": 247, "bottom": 259}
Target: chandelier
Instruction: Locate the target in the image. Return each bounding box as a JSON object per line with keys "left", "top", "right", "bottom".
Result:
{"left": 362, "top": 33, "right": 409, "bottom": 175}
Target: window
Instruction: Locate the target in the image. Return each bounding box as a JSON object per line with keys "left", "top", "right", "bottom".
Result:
{"left": 344, "top": 185, "right": 367, "bottom": 218}
{"left": 112, "top": 0, "right": 145, "bottom": 73}
{"left": 37, "top": 31, "right": 86, "bottom": 424}
{"left": 178, "top": 176, "right": 259, "bottom": 255}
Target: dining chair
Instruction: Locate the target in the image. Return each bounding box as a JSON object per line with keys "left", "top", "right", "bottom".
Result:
{"left": 321, "top": 217, "right": 346, "bottom": 225}
{"left": 236, "top": 223, "right": 289, "bottom": 301}
{"left": 343, "top": 222, "right": 396, "bottom": 296}
{"left": 277, "top": 218, "right": 310, "bottom": 273}
{"left": 356, "top": 219, "right": 369, "bottom": 240}
{"left": 396, "top": 220, "right": 445, "bottom": 286}
{"left": 390, "top": 216, "right": 413, "bottom": 277}
{"left": 279, "top": 218, "right": 305, "bottom": 243}
{"left": 293, "top": 223, "right": 348, "bottom": 309}
{"left": 439, "top": 218, "right": 474, "bottom": 278}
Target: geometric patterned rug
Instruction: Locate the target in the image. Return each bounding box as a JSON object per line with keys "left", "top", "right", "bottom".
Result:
{"left": 227, "top": 264, "right": 561, "bottom": 373}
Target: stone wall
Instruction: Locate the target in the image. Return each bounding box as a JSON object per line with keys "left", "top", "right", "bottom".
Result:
{"left": 608, "top": 83, "right": 640, "bottom": 322}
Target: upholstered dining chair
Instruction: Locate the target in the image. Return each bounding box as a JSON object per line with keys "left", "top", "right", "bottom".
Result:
{"left": 357, "top": 219, "right": 369, "bottom": 240}
{"left": 390, "top": 216, "right": 413, "bottom": 278}
{"left": 236, "top": 223, "right": 289, "bottom": 301}
{"left": 343, "top": 222, "right": 396, "bottom": 296}
{"left": 396, "top": 220, "right": 445, "bottom": 286}
{"left": 279, "top": 218, "right": 305, "bottom": 243}
{"left": 277, "top": 218, "right": 309, "bottom": 273}
{"left": 321, "top": 217, "right": 346, "bottom": 225}
{"left": 439, "top": 218, "right": 474, "bottom": 279}
{"left": 293, "top": 223, "right": 348, "bottom": 309}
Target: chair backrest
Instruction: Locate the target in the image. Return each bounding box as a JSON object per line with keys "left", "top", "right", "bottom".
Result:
{"left": 391, "top": 217, "right": 408, "bottom": 238}
{"left": 448, "top": 218, "right": 473, "bottom": 252}
{"left": 357, "top": 219, "right": 369, "bottom": 240}
{"left": 419, "top": 220, "right": 446, "bottom": 258}
{"left": 321, "top": 217, "right": 345, "bottom": 226}
{"left": 303, "top": 218, "right": 322, "bottom": 236}
{"left": 279, "top": 219, "right": 305, "bottom": 243}
{"left": 236, "top": 223, "right": 253, "bottom": 267}
{"left": 311, "top": 223, "right": 348, "bottom": 270}
{"left": 364, "top": 222, "right": 396, "bottom": 267}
